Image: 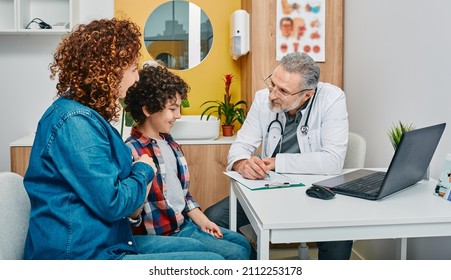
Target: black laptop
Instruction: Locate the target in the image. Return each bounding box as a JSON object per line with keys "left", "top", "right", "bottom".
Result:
{"left": 312, "top": 123, "right": 446, "bottom": 200}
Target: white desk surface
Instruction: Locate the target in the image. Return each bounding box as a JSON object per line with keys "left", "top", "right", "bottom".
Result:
{"left": 231, "top": 169, "right": 451, "bottom": 259}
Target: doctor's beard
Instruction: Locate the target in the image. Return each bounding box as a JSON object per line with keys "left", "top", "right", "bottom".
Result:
{"left": 268, "top": 94, "right": 303, "bottom": 113}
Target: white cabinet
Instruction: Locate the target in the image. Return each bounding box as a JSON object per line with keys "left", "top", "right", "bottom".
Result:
{"left": 0, "top": 0, "right": 78, "bottom": 34}
{"left": 0, "top": 0, "right": 15, "bottom": 31}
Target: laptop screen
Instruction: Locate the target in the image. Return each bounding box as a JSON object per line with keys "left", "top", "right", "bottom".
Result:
{"left": 378, "top": 123, "right": 445, "bottom": 199}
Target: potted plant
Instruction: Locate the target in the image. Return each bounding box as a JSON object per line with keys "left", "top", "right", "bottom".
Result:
{"left": 387, "top": 121, "right": 415, "bottom": 150}
{"left": 200, "top": 74, "right": 247, "bottom": 136}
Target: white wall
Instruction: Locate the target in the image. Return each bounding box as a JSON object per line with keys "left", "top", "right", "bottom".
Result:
{"left": 344, "top": 0, "right": 451, "bottom": 259}
{"left": 0, "top": 0, "right": 114, "bottom": 172}
{"left": 77, "top": 0, "right": 115, "bottom": 24}
{"left": 0, "top": 35, "right": 59, "bottom": 171}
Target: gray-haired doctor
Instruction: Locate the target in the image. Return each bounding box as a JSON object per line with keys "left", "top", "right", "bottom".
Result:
{"left": 205, "top": 52, "right": 352, "bottom": 260}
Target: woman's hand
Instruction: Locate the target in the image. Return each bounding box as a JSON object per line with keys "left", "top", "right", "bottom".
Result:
{"left": 134, "top": 154, "right": 156, "bottom": 203}
{"left": 135, "top": 154, "right": 157, "bottom": 174}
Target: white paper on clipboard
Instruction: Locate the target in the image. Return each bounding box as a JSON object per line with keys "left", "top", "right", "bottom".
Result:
{"left": 224, "top": 171, "right": 304, "bottom": 190}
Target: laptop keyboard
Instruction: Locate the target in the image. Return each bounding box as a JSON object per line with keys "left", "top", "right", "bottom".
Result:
{"left": 333, "top": 172, "right": 385, "bottom": 194}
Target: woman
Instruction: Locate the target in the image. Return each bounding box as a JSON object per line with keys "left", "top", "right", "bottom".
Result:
{"left": 23, "top": 18, "right": 222, "bottom": 260}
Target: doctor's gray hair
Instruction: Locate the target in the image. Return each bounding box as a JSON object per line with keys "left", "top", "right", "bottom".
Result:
{"left": 280, "top": 52, "right": 320, "bottom": 90}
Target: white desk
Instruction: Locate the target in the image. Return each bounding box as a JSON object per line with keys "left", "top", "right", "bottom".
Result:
{"left": 229, "top": 169, "right": 451, "bottom": 260}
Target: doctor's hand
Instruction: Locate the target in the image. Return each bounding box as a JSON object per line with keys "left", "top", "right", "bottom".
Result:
{"left": 233, "top": 156, "right": 274, "bottom": 180}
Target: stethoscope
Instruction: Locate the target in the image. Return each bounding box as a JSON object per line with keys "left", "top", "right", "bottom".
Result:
{"left": 267, "top": 88, "right": 317, "bottom": 136}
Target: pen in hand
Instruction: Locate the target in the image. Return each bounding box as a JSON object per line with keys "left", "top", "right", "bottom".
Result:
{"left": 257, "top": 155, "right": 271, "bottom": 179}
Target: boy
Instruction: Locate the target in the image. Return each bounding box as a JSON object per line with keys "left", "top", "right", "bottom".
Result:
{"left": 124, "top": 63, "right": 251, "bottom": 260}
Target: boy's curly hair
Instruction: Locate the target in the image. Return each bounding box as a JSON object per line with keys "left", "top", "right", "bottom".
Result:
{"left": 50, "top": 18, "right": 142, "bottom": 122}
{"left": 124, "top": 63, "right": 190, "bottom": 126}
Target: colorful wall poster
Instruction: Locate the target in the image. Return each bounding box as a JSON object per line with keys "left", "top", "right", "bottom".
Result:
{"left": 276, "top": 0, "right": 326, "bottom": 61}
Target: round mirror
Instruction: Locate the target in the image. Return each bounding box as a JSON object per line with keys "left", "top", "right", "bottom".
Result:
{"left": 144, "top": 1, "right": 213, "bottom": 70}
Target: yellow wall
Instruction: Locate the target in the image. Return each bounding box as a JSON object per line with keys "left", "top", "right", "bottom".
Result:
{"left": 115, "top": 0, "right": 242, "bottom": 115}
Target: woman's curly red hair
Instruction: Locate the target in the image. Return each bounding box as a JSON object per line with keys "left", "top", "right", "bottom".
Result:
{"left": 50, "top": 18, "right": 142, "bottom": 122}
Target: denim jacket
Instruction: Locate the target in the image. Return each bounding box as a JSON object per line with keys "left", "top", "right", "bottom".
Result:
{"left": 24, "top": 97, "right": 154, "bottom": 259}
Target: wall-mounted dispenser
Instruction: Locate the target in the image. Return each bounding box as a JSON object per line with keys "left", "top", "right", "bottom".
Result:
{"left": 230, "top": 10, "right": 250, "bottom": 60}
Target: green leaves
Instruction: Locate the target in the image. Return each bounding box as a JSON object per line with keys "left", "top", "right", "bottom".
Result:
{"left": 200, "top": 97, "right": 247, "bottom": 125}
{"left": 200, "top": 74, "right": 247, "bottom": 126}
{"left": 119, "top": 99, "right": 135, "bottom": 137}
{"left": 181, "top": 99, "right": 190, "bottom": 108}
{"left": 388, "top": 121, "right": 414, "bottom": 150}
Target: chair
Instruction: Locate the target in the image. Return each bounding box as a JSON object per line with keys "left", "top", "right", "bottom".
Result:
{"left": 298, "top": 132, "right": 367, "bottom": 259}
{"left": 0, "top": 172, "right": 30, "bottom": 259}
{"left": 344, "top": 132, "right": 367, "bottom": 169}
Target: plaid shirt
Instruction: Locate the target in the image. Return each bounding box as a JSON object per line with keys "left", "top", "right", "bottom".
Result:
{"left": 125, "top": 127, "right": 199, "bottom": 236}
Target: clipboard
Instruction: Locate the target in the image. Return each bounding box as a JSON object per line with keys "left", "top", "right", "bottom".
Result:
{"left": 224, "top": 171, "right": 305, "bottom": 190}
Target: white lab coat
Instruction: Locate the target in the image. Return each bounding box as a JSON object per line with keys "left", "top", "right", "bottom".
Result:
{"left": 227, "top": 82, "right": 349, "bottom": 175}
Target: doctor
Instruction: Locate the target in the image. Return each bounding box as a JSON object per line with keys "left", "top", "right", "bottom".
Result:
{"left": 204, "top": 52, "right": 352, "bottom": 260}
